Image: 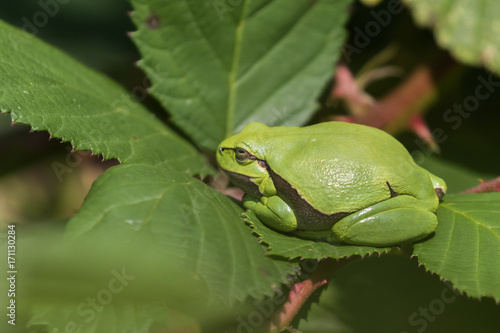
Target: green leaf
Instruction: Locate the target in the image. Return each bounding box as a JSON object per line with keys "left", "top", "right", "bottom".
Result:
{"left": 413, "top": 193, "right": 500, "bottom": 302}
{"left": 129, "top": 0, "right": 351, "bottom": 150}
{"left": 243, "top": 211, "right": 391, "bottom": 260}
{"left": 297, "top": 254, "right": 500, "bottom": 333}
{"left": 0, "top": 20, "right": 211, "bottom": 176}
{"left": 0, "top": 226, "right": 235, "bottom": 332}
{"left": 7, "top": 228, "right": 204, "bottom": 308}
{"left": 404, "top": 0, "right": 500, "bottom": 75}
{"left": 66, "top": 164, "right": 298, "bottom": 305}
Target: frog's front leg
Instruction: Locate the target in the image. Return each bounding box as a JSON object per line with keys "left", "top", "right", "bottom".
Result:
{"left": 331, "top": 195, "right": 438, "bottom": 246}
{"left": 243, "top": 194, "right": 298, "bottom": 232}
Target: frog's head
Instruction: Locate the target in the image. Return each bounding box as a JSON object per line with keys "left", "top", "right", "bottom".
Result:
{"left": 217, "top": 122, "right": 271, "bottom": 196}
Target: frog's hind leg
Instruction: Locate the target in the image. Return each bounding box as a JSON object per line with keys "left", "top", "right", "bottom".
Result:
{"left": 331, "top": 195, "right": 438, "bottom": 247}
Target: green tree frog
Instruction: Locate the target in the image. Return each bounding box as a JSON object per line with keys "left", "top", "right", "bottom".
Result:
{"left": 217, "top": 122, "right": 446, "bottom": 246}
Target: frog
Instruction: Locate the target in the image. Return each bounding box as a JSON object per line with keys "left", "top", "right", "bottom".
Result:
{"left": 216, "top": 121, "right": 446, "bottom": 247}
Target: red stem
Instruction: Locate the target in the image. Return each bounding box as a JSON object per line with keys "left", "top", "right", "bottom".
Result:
{"left": 461, "top": 176, "right": 500, "bottom": 194}
{"left": 265, "top": 258, "right": 353, "bottom": 333}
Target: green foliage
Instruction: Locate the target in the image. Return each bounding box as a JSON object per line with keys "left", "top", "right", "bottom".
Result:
{"left": 29, "top": 303, "right": 171, "bottom": 333}
{"left": 0, "top": 20, "right": 211, "bottom": 176}
{"left": 66, "top": 163, "right": 298, "bottom": 305}
{"left": 130, "top": 0, "right": 350, "bottom": 150}
{"left": 246, "top": 193, "right": 500, "bottom": 303}
{"left": 297, "top": 255, "right": 500, "bottom": 333}
{"left": 404, "top": 0, "right": 500, "bottom": 75}
{"left": 414, "top": 193, "right": 500, "bottom": 302}
{"left": 3, "top": 228, "right": 228, "bottom": 332}
{"left": 0, "top": 0, "right": 500, "bottom": 332}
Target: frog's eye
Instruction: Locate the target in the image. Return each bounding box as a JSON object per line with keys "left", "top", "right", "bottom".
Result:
{"left": 234, "top": 147, "right": 255, "bottom": 162}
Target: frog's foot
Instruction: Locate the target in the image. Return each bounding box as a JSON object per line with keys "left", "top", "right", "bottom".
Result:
{"left": 332, "top": 196, "right": 438, "bottom": 247}
{"left": 245, "top": 195, "right": 298, "bottom": 232}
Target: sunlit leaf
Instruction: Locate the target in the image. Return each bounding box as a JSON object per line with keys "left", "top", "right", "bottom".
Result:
{"left": 0, "top": 20, "right": 211, "bottom": 175}
{"left": 404, "top": 0, "right": 500, "bottom": 75}
{"left": 66, "top": 164, "right": 298, "bottom": 305}
{"left": 130, "top": 0, "right": 351, "bottom": 150}
{"left": 414, "top": 193, "right": 500, "bottom": 302}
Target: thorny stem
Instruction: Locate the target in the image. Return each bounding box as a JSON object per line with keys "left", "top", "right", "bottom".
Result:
{"left": 331, "top": 58, "right": 457, "bottom": 145}
{"left": 359, "top": 65, "right": 436, "bottom": 130}
{"left": 332, "top": 65, "right": 437, "bottom": 131}
{"left": 461, "top": 176, "right": 500, "bottom": 194}
{"left": 264, "top": 258, "right": 354, "bottom": 333}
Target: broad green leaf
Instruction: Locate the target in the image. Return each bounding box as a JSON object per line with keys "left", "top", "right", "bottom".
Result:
{"left": 413, "top": 193, "right": 500, "bottom": 302}
{"left": 404, "top": 0, "right": 500, "bottom": 75}
{"left": 4, "top": 229, "right": 203, "bottom": 307}
{"left": 243, "top": 211, "right": 391, "bottom": 260}
{"left": 0, "top": 20, "right": 211, "bottom": 176}
{"left": 65, "top": 164, "right": 298, "bottom": 305}
{"left": 0, "top": 227, "right": 240, "bottom": 332}
{"left": 129, "top": 0, "right": 351, "bottom": 150}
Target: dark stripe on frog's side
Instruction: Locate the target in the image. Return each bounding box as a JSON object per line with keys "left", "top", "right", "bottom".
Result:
{"left": 225, "top": 168, "right": 348, "bottom": 231}
{"left": 268, "top": 168, "right": 350, "bottom": 231}
{"left": 226, "top": 168, "right": 403, "bottom": 232}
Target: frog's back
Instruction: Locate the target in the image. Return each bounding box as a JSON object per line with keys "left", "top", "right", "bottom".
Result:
{"left": 261, "top": 122, "right": 437, "bottom": 215}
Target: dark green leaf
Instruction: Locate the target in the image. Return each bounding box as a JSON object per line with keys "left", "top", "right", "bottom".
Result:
{"left": 414, "top": 193, "right": 500, "bottom": 302}
{"left": 404, "top": 0, "right": 500, "bottom": 75}
{"left": 66, "top": 164, "right": 298, "bottom": 305}
{"left": 0, "top": 20, "right": 211, "bottom": 175}
{"left": 297, "top": 255, "right": 500, "bottom": 333}
{"left": 129, "top": 0, "right": 351, "bottom": 150}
